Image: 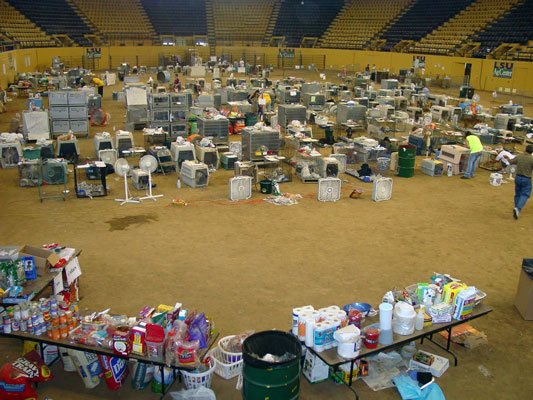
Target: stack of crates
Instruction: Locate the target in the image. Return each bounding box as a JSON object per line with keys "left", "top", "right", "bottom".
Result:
{"left": 241, "top": 126, "right": 280, "bottom": 161}
{"left": 149, "top": 93, "right": 171, "bottom": 134}
{"left": 49, "top": 91, "right": 89, "bottom": 136}
{"left": 278, "top": 104, "right": 306, "bottom": 128}
{"left": 336, "top": 103, "right": 367, "bottom": 124}
{"left": 149, "top": 92, "right": 190, "bottom": 139}
{"left": 197, "top": 116, "right": 229, "bottom": 145}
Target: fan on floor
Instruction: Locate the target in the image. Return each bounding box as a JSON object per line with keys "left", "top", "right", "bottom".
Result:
{"left": 229, "top": 176, "right": 252, "bottom": 201}
{"left": 40, "top": 160, "right": 67, "bottom": 185}
{"left": 318, "top": 178, "right": 341, "bottom": 202}
{"left": 372, "top": 177, "right": 393, "bottom": 202}
{"left": 114, "top": 158, "right": 139, "bottom": 205}
{"left": 139, "top": 155, "right": 163, "bottom": 202}
{"left": 99, "top": 149, "right": 117, "bottom": 174}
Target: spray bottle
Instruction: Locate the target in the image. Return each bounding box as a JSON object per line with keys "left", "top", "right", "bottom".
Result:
{"left": 447, "top": 164, "right": 453, "bottom": 177}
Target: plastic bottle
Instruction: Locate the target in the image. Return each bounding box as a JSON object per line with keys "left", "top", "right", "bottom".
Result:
{"left": 177, "top": 178, "right": 181, "bottom": 189}
{"left": 447, "top": 164, "right": 453, "bottom": 177}
{"left": 415, "top": 306, "right": 425, "bottom": 331}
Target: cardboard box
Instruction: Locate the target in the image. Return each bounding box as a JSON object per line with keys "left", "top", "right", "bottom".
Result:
{"left": 409, "top": 351, "right": 449, "bottom": 377}
{"left": 17, "top": 245, "right": 60, "bottom": 273}
{"left": 515, "top": 267, "right": 533, "bottom": 320}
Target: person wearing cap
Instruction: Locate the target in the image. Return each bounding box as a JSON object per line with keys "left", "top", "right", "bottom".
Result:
{"left": 462, "top": 131, "right": 483, "bottom": 179}
{"left": 92, "top": 77, "right": 104, "bottom": 97}
{"left": 506, "top": 145, "right": 533, "bottom": 219}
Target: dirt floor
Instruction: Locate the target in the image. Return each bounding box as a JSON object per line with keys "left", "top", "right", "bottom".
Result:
{"left": 0, "top": 68, "right": 532, "bottom": 400}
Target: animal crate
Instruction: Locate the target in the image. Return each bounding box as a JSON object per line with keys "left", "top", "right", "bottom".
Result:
{"left": 421, "top": 159, "right": 443, "bottom": 176}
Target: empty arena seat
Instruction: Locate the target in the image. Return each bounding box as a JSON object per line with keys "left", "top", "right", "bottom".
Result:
{"left": 141, "top": 0, "right": 207, "bottom": 37}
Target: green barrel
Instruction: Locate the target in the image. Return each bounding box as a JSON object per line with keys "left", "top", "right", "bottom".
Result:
{"left": 242, "top": 331, "right": 301, "bottom": 400}
{"left": 259, "top": 180, "right": 273, "bottom": 194}
{"left": 245, "top": 112, "right": 258, "bottom": 126}
{"left": 397, "top": 145, "right": 416, "bottom": 178}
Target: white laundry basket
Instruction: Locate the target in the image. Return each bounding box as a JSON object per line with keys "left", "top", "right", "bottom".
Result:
{"left": 181, "top": 357, "right": 216, "bottom": 389}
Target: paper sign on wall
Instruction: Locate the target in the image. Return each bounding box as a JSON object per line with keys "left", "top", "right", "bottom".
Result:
{"left": 53, "top": 272, "right": 64, "bottom": 294}
{"left": 65, "top": 257, "right": 82, "bottom": 285}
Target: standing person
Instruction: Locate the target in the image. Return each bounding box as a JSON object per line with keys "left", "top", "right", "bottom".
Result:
{"left": 462, "top": 132, "right": 483, "bottom": 179}
{"left": 507, "top": 145, "right": 533, "bottom": 219}
{"left": 92, "top": 77, "right": 104, "bottom": 97}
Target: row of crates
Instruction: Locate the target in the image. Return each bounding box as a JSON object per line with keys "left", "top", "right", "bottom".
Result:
{"left": 148, "top": 92, "right": 192, "bottom": 108}
{"left": 49, "top": 90, "right": 89, "bottom": 136}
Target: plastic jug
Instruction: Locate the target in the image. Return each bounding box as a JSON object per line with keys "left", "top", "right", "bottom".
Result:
{"left": 145, "top": 323, "right": 165, "bottom": 362}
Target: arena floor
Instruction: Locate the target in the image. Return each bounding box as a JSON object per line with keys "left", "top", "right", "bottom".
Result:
{"left": 0, "top": 68, "right": 532, "bottom": 400}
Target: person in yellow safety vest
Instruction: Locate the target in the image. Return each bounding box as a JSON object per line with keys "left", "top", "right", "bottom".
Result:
{"left": 92, "top": 77, "right": 104, "bottom": 97}
{"left": 462, "top": 131, "right": 483, "bottom": 179}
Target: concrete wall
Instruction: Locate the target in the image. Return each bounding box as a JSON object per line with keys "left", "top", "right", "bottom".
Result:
{"left": 1, "top": 46, "right": 531, "bottom": 94}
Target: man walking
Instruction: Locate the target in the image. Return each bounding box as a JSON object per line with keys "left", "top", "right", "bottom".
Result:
{"left": 508, "top": 145, "right": 533, "bottom": 219}
{"left": 462, "top": 132, "right": 483, "bottom": 179}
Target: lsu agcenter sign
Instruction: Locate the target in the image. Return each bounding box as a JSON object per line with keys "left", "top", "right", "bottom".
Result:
{"left": 493, "top": 62, "right": 513, "bottom": 79}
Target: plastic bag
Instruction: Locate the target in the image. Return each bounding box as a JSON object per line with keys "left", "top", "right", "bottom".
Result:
{"left": 170, "top": 386, "right": 216, "bottom": 400}
{"left": 221, "top": 331, "right": 255, "bottom": 353}
{"left": 0, "top": 350, "right": 53, "bottom": 400}
{"left": 392, "top": 373, "right": 446, "bottom": 400}
{"left": 189, "top": 313, "right": 208, "bottom": 349}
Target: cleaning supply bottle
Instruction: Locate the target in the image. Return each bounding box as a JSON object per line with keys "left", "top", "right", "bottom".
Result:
{"left": 415, "top": 306, "right": 425, "bottom": 331}
{"left": 447, "top": 164, "right": 452, "bottom": 177}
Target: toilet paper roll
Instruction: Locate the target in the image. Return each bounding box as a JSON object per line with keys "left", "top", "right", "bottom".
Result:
{"left": 324, "top": 320, "right": 335, "bottom": 350}
{"left": 329, "top": 318, "right": 342, "bottom": 347}
{"left": 313, "top": 323, "right": 327, "bottom": 352}
{"left": 302, "top": 305, "right": 315, "bottom": 313}
{"left": 327, "top": 305, "right": 340, "bottom": 312}
{"left": 298, "top": 313, "right": 310, "bottom": 341}
{"left": 292, "top": 307, "right": 303, "bottom": 335}
{"left": 305, "top": 318, "right": 315, "bottom": 347}
{"left": 379, "top": 303, "right": 393, "bottom": 330}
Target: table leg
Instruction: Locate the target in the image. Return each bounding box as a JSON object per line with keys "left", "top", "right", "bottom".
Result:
{"left": 160, "top": 365, "right": 166, "bottom": 395}
{"left": 332, "top": 365, "right": 359, "bottom": 400}
{"left": 425, "top": 327, "right": 458, "bottom": 367}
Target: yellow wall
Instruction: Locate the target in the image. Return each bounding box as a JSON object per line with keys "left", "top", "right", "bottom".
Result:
{"left": 1, "top": 46, "right": 532, "bottom": 94}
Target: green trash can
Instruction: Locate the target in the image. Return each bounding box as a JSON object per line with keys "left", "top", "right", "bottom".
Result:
{"left": 245, "top": 112, "right": 258, "bottom": 126}
{"left": 397, "top": 145, "right": 416, "bottom": 178}
{"left": 259, "top": 180, "right": 273, "bottom": 194}
{"left": 242, "top": 330, "right": 301, "bottom": 400}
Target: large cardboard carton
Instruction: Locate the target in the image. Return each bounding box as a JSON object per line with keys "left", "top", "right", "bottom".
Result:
{"left": 18, "top": 245, "right": 60, "bottom": 273}
{"left": 515, "top": 261, "right": 533, "bottom": 320}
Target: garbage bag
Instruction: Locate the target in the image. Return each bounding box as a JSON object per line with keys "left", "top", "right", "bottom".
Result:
{"left": 170, "top": 387, "right": 216, "bottom": 400}
{"left": 392, "top": 374, "right": 445, "bottom": 400}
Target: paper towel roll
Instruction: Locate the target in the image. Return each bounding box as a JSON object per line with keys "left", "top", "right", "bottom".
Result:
{"left": 313, "top": 323, "right": 327, "bottom": 352}
{"left": 292, "top": 307, "right": 303, "bottom": 335}
{"left": 302, "top": 305, "right": 315, "bottom": 312}
{"left": 298, "top": 313, "right": 310, "bottom": 341}
{"left": 310, "top": 311, "right": 321, "bottom": 322}
{"left": 318, "top": 307, "right": 329, "bottom": 322}
{"left": 379, "top": 303, "right": 393, "bottom": 330}
{"left": 323, "top": 320, "right": 335, "bottom": 350}
{"left": 329, "top": 318, "right": 342, "bottom": 347}
{"left": 327, "top": 305, "right": 340, "bottom": 312}
{"left": 305, "top": 318, "right": 315, "bottom": 347}
{"left": 336, "top": 310, "right": 348, "bottom": 327}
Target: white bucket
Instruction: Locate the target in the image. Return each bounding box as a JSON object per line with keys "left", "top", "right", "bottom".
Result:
{"left": 333, "top": 325, "right": 361, "bottom": 358}
{"left": 490, "top": 173, "right": 503, "bottom": 186}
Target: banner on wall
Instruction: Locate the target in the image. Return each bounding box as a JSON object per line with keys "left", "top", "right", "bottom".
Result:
{"left": 86, "top": 48, "right": 101, "bottom": 59}
{"left": 279, "top": 48, "right": 295, "bottom": 59}
{"left": 493, "top": 62, "right": 513, "bottom": 78}
{"left": 413, "top": 55, "right": 425, "bottom": 69}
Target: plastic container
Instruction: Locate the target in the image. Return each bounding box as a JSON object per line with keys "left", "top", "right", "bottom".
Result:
{"left": 333, "top": 325, "right": 361, "bottom": 358}
{"left": 259, "top": 179, "right": 273, "bottom": 194}
{"left": 363, "top": 328, "right": 379, "bottom": 348}
{"left": 209, "top": 346, "right": 243, "bottom": 380}
{"left": 181, "top": 357, "right": 216, "bottom": 389}
{"left": 145, "top": 323, "right": 165, "bottom": 362}
{"left": 393, "top": 302, "right": 416, "bottom": 336}
{"left": 415, "top": 307, "right": 425, "bottom": 331}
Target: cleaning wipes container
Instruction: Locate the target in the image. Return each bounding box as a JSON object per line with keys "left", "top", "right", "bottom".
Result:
{"left": 333, "top": 325, "right": 361, "bottom": 358}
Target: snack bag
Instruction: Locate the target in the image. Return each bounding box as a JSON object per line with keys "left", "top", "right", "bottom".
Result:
{"left": 98, "top": 355, "right": 128, "bottom": 390}
{"left": 0, "top": 350, "right": 53, "bottom": 399}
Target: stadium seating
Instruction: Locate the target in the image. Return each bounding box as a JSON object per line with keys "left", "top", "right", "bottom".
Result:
{"left": 412, "top": 0, "right": 521, "bottom": 55}
{"left": 7, "top": 0, "right": 94, "bottom": 46}
{"left": 472, "top": 0, "right": 533, "bottom": 57}
{"left": 318, "top": 0, "right": 411, "bottom": 50}
{"left": 211, "top": 0, "right": 276, "bottom": 45}
{"left": 273, "top": 0, "right": 344, "bottom": 48}
{"left": 72, "top": 0, "right": 155, "bottom": 44}
{"left": 379, "top": 0, "right": 475, "bottom": 52}
{"left": 0, "top": 0, "right": 55, "bottom": 47}
{"left": 141, "top": 0, "right": 207, "bottom": 37}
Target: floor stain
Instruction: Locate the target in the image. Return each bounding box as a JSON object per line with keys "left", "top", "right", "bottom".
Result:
{"left": 106, "top": 214, "right": 158, "bottom": 231}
